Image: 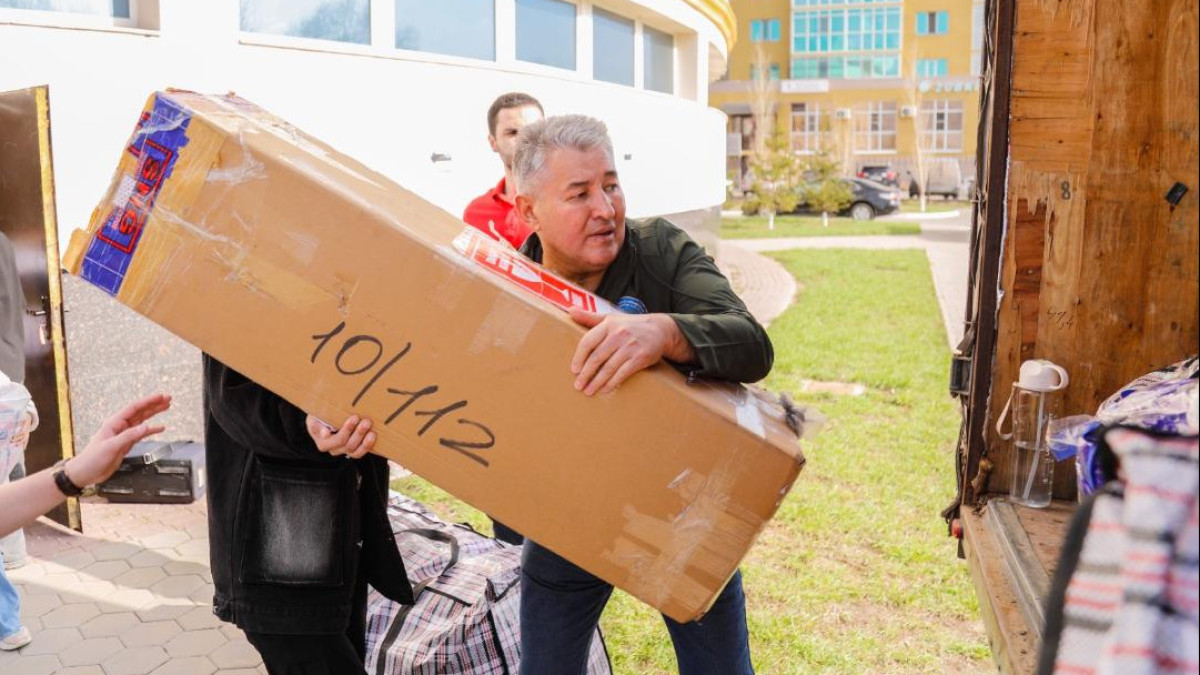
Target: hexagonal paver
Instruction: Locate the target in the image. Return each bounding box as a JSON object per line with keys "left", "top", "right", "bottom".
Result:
{"left": 177, "top": 606, "right": 223, "bottom": 631}
{"left": 128, "top": 550, "right": 172, "bottom": 569}
{"left": 18, "top": 592, "right": 63, "bottom": 618}
{"left": 163, "top": 561, "right": 207, "bottom": 577}
{"left": 0, "top": 654, "right": 61, "bottom": 675}
{"left": 16, "top": 626, "right": 82, "bottom": 656}
{"left": 113, "top": 567, "right": 167, "bottom": 590}
{"left": 213, "top": 670, "right": 260, "bottom": 675}
{"left": 151, "top": 575, "right": 207, "bottom": 599}
{"left": 71, "top": 580, "right": 117, "bottom": 602}
{"left": 6, "top": 560, "right": 49, "bottom": 580}
{"left": 121, "top": 620, "right": 183, "bottom": 647}
{"left": 140, "top": 531, "right": 192, "bottom": 550}
{"left": 80, "top": 611, "right": 139, "bottom": 638}
{"left": 48, "top": 550, "right": 96, "bottom": 570}
{"left": 81, "top": 560, "right": 131, "bottom": 581}
{"left": 37, "top": 572, "right": 83, "bottom": 593}
{"left": 209, "top": 639, "right": 262, "bottom": 669}
{"left": 190, "top": 585, "right": 215, "bottom": 604}
{"left": 174, "top": 539, "right": 210, "bottom": 559}
{"left": 40, "top": 602, "right": 101, "bottom": 628}
{"left": 58, "top": 667, "right": 106, "bottom": 675}
{"left": 91, "top": 542, "right": 143, "bottom": 562}
{"left": 97, "top": 588, "right": 156, "bottom": 613}
{"left": 104, "top": 645, "right": 169, "bottom": 675}
{"left": 60, "top": 637, "right": 124, "bottom": 667}
{"left": 136, "top": 604, "right": 194, "bottom": 622}
{"left": 164, "top": 628, "right": 227, "bottom": 658}
{"left": 148, "top": 656, "right": 218, "bottom": 675}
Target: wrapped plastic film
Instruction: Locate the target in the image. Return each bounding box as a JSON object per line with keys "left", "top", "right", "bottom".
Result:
{"left": 1047, "top": 356, "right": 1198, "bottom": 496}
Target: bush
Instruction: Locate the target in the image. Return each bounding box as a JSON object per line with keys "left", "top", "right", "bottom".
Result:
{"left": 741, "top": 194, "right": 761, "bottom": 216}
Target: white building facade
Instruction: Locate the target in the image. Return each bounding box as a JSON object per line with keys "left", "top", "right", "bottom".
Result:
{"left": 2, "top": 0, "right": 736, "bottom": 252}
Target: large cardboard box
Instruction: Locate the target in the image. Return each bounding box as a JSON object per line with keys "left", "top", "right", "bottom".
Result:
{"left": 64, "top": 91, "right": 805, "bottom": 621}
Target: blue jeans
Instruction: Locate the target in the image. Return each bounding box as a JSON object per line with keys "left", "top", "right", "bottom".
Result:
{"left": 519, "top": 541, "right": 754, "bottom": 675}
{"left": 0, "top": 549, "right": 20, "bottom": 639}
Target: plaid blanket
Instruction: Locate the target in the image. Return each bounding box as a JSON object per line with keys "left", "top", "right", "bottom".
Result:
{"left": 1046, "top": 428, "right": 1199, "bottom": 675}
{"left": 365, "top": 493, "right": 612, "bottom": 675}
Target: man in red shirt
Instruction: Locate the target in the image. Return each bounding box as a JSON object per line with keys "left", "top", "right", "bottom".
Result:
{"left": 462, "top": 92, "right": 544, "bottom": 249}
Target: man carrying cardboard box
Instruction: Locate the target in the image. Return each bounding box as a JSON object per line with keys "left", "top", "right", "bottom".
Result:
{"left": 509, "top": 115, "right": 770, "bottom": 675}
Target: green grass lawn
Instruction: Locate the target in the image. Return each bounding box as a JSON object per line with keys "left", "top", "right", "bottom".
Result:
{"left": 392, "top": 248, "right": 989, "bottom": 674}
{"left": 720, "top": 215, "right": 920, "bottom": 240}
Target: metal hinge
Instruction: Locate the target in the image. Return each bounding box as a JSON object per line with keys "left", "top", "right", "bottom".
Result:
{"left": 949, "top": 353, "right": 972, "bottom": 398}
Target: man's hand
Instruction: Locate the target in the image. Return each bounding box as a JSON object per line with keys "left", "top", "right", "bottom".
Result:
{"left": 568, "top": 308, "right": 696, "bottom": 396}
{"left": 67, "top": 394, "right": 172, "bottom": 488}
{"left": 306, "top": 414, "right": 376, "bottom": 459}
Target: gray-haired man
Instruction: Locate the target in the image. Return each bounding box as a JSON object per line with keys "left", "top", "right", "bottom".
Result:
{"left": 512, "top": 115, "right": 769, "bottom": 675}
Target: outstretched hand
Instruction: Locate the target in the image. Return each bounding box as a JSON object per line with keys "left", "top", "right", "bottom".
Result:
{"left": 67, "top": 393, "right": 172, "bottom": 488}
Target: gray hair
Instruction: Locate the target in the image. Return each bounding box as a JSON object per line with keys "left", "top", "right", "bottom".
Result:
{"left": 512, "top": 114, "right": 614, "bottom": 196}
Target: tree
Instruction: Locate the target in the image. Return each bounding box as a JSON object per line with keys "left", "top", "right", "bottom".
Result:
{"left": 903, "top": 44, "right": 932, "bottom": 212}
{"left": 749, "top": 128, "right": 804, "bottom": 230}
{"left": 801, "top": 143, "right": 853, "bottom": 227}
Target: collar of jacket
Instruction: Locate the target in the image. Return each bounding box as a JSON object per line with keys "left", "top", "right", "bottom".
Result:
{"left": 518, "top": 222, "right": 638, "bottom": 305}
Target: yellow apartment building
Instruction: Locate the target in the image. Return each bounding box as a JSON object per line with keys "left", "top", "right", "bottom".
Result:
{"left": 712, "top": 0, "right": 983, "bottom": 193}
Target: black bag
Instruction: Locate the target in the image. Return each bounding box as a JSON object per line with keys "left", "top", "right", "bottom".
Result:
{"left": 97, "top": 440, "right": 206, "bottom": 504}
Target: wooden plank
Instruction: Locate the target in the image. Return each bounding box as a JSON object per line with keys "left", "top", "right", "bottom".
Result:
{"left": 963, "top": 500, "right": 1075, "bottom": 675}
{"left": 962, "top": 507, "right": 1040, "bottom": 675}
{"left": 1015, "top": 501, "right": 1076, "bottom": 576}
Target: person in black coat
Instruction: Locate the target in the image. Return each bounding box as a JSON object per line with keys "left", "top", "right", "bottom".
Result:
{"left": 203, "top": 357, "right": 414, "bottom": 673}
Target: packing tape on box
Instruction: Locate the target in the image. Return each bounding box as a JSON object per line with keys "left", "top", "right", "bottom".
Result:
{"left": 604, "top": 452, "right": 765, "bottom": 614}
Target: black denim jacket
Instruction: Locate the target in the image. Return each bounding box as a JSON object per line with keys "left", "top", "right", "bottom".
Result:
{"left": 203, "top": 356, "right": 414, "bottom": 635}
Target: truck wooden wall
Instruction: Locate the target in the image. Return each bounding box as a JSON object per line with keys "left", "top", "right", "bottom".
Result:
{"left": 974, "top": 0, "right": 1198, "bottom": 500}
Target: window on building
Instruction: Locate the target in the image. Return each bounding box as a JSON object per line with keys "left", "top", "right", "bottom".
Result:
{"left": 854, "top": 101, "right": 897, "bottom": 152}
{"left": 593, "top": 7, "right": 634, "bottom": 85}
{"left": 794, "top": 0, "right": 901, "bottom": 5}
{"left": 644, "top": 25, "right": 674, "bottom": 93}
{"left": 792, "top": 55, "right": 899, "bottom": 79}
{"left": 395, "top": 0, "right": 494, "bottom": 60}
{"left": 792, "top": 4, "right": 901, "bottom": 78}
{"left": 917, "top": 58, "right": 948, "bottom": 77}
{"left": 919, "top": 99, "right": 963, "bottom": 151}
{"left": 751, "top": 18, "right": 782, "bottom": 42}
{"left": 240, "top": 0, "right": 370, "bottom": 44}
{"left": 916, "top": 11, "right": 949, "bottom": 35}
{"left": 790, "top": 103, "right": 823, "bottom": 153}
{"left": 729, "top": 114, "right": 755, "bottom": 152}
{"left": 516, "top": 0, "right": 576, "bottom": 70}
{"left": 0, "top": 0, "right": 129, "bottom": 17}
{"left": 751, "top": 63, "right": 782, "bottom": 81}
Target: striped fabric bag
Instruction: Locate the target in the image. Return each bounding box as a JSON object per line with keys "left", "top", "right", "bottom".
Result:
{"left": 1039, "top": 427, "right": 1199, "bottom": 675}
{"left": 365, "top": 493, "right": 612, "bottom": 675}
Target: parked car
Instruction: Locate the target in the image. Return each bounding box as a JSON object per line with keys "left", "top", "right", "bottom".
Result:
{"left": 781, "top": 177, "right": 902, "bottom": 220}
{"left": 907, "top": 158, "right": 966, "bottom": 199}
{"left": 857, "top": 164, "right": 899, "bottom": 187}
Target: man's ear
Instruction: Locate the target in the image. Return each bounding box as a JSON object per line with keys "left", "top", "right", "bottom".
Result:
{"left": 488, "top": 134, "right": 500, "bottom": 154}
{"left": 515, "top": 194, "right": 538, "bottom": 229}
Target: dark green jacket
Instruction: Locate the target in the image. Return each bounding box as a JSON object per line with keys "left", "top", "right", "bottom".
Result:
{"left": 521, "top": 218, "right": 773, "bottom": 383}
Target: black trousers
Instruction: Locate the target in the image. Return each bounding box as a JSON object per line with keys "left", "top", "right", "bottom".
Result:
{"left": 244, "top": 576, "right": 369, "bottom": 675}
